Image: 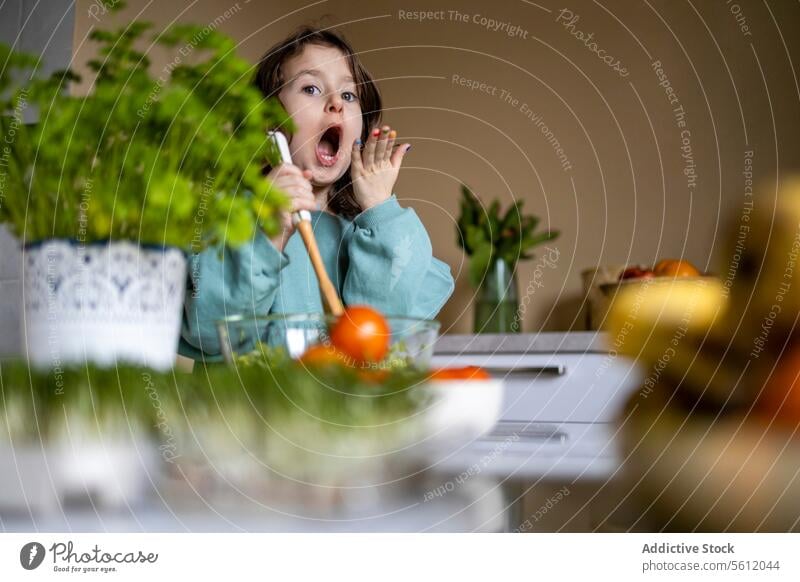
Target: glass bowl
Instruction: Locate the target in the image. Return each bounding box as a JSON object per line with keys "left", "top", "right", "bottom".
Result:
{"left": 215, "top": 312, "right": 440, "bottom": 368}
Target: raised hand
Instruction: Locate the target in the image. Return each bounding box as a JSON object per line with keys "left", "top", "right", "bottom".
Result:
{"left": 350, "top": 125, "right": 411, "bottom": 210}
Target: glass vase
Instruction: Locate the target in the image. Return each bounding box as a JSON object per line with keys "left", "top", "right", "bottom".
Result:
{"left": 473, "top": 258, "right": 521, "bottom": 334}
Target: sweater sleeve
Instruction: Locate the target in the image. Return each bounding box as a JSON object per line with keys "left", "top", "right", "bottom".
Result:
{"left": 179, "top": 230, "right": 290, "bottom": 359}
{"left": 343, "top": 194, "right": 455, "bottom": 319}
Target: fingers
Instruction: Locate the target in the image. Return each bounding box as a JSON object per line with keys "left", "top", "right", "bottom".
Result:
{"left": 383, "top": 129, "right": 396, "bottom": 163}
{"left": 268, "top": 163, "right": 316, "bottom": 235}
{"left": 275, "top": 172, "right": 311, "bottom": 191}
{"left": 269, "top": 163, "right": 314, "bottom": 211}
{"left": 374, "top": 125, "right": 391, "bottom": 162}
{"left": 360, "top": 125, "right": 404, "bottom": 170}
{"left": 390, "top": 142, "right": 411, "bottom": 169}
{"left": 363, "top": 126, "right": 380, "bottom": 168}
{"left": 281, "top": 176, "right": 314, "bottom": 212}
{"left": 351, "top": 137, "right": 364, "bottom": 175}
{"left": 268, "top": 162, "right": 304, "bottom": 181}
{"left": 291, "top": 195, "right": 318, "bottom": 213}
{"left": 270, "top": 164, "right": 310, "bottom": 190}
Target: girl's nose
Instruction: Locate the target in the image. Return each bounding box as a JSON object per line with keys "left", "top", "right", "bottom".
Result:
{"left": 326, "top": 93, "right": 343, "bottom": 113}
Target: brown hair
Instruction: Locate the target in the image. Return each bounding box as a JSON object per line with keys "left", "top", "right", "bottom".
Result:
{"left": 255, "top": 26, "right": 382, "bottom": 220}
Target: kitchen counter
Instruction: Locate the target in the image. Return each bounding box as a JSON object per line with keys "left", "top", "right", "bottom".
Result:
{"left": 428, "top": 331, "right": 641, "bottom": 530}
{"left": 430, "top": 331, "right": 637, "bottom": 478}
{"left": 1, "top": 477, "right": 508, "bottom": 533}
{"left": 433, "top": 331, "right": 608, "bottom": 355}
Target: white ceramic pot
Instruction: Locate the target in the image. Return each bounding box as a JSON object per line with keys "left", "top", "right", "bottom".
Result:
{"left": 22, "top": 240, "right": 187, "bottom": 371}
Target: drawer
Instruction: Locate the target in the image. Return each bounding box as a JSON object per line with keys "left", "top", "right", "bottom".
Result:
{"left": 428, "top": 421, "right": 622, "bottom": 480}
{"left": 429, "top": 353, "right": 641, "bottom": 423}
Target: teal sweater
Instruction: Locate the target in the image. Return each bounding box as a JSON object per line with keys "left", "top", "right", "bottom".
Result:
{"left": 179, "top": 194, "right": 455, "bottom": 360}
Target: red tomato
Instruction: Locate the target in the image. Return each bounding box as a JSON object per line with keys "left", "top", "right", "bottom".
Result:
{"left": 619, "top": 266, "right": 655, "bottom": 281}
{"left": 428, "top": 366, "right": 491, "bottom": 381}
{"left": 329, "top": 305, "right": 390, "bottom": 364}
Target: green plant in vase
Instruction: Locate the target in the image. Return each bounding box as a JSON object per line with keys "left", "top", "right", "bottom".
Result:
{"left": 456, "top": 184, "right": 559, "bottom": 333}
{"left": 0, "top": 1, "right": 292, "bottom": 369}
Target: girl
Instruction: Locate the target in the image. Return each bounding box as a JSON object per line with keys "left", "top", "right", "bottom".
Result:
{"left": 179, "top": 27, "right": 455, "bottom": 359}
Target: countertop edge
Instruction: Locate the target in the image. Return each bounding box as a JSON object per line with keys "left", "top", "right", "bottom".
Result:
{"left": 432, "top": 331, "right": 608, "bottom": 355}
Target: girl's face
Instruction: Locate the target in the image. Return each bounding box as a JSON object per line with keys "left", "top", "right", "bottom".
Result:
{"left": 278, "top": 44, "right": 364, "bottom": 187}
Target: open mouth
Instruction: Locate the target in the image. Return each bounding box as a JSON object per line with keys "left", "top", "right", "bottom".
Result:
{"left": 315, "top": 124, "right": 342, "bottom": 168}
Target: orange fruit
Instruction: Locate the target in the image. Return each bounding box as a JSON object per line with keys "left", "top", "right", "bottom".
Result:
{"left": 653, "top": 259, "right": 701, "bottom": 278}
{"left": 330, "top": 305, "right": 390, "bottom": 364}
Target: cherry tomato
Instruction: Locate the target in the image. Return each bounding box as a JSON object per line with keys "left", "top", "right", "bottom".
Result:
{"left": 329, "top": 305, "right": 390, "bottom": 364}
{"left": 428, "top": 365, "right": 491, "bottom": 381}
{"left": 298, "top": 344, "right": 350, "bottom": 367}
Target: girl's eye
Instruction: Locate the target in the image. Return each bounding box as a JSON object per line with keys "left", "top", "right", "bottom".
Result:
{"left": 302, "top": 85, "right": 321, "bottom": 96}
{"left": 342, "top": 91, "right": 358, "bottom": 103}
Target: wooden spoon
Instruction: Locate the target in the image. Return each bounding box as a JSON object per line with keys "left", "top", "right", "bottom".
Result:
{"left": 269, "top": 130, "right": 344, "bottom": 317}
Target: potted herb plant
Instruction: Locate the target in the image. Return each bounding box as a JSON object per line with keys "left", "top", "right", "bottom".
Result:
{"left": 0, "top": 6, "right": 289, "bottom": 370}
{"left": 456, "top": 184, "right": 559, "bottom": 333}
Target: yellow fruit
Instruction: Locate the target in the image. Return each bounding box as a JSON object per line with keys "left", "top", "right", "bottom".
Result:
{"left": 605, "top": 277, "right": 726, "bottom": 363}
{"left": 725, "top": 176, "right": 800, "bottom": 327}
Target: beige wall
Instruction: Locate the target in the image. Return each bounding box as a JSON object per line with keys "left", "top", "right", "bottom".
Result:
{"left": 73, "top": 0, "right": 800, "bottom": 334}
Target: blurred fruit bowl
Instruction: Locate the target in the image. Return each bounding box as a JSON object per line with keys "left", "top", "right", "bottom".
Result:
{"left": 583, "top": 259, "right": 711, "bottom": 330}
{"left": 216, "top": 311, "right": 440, "bottom": 369}
{"left": 587, "top": 275, "right": 720, "bottom": 332}
{"left": 619, "top": 389, "right": 800, "bottom": 532}
{"left": 599, "top": 274, "right": 719, "bottom": 294}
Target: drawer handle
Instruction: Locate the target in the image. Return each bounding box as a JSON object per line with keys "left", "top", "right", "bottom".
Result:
{"left": 483, "top": 422, "right": 568, "bottom": 444}
{"left": 484, "top": 365, "right": 566, "bottom": 376}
